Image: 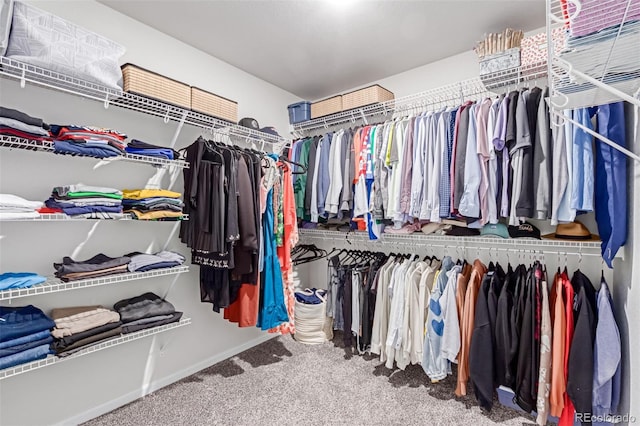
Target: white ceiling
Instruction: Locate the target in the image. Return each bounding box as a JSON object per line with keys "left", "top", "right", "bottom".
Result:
{"left": 100, "top": 0, "right": 546, "bottom": 100}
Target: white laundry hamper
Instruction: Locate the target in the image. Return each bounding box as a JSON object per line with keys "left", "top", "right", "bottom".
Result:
{"left": 293, "top": 289, "right": 330, "bottom": 345}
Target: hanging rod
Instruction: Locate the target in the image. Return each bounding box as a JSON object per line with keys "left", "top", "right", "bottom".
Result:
{"left": 550, "top": 109, "right": 640, "bottom": 162}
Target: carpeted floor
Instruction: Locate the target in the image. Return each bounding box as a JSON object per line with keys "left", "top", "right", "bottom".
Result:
{"left": 83, "top": 332, "right": 537, "bottom": 426}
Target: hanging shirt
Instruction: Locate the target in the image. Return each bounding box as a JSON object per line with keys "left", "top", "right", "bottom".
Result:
{"left": 475, "top": 98, "right": 493, "bottom": 225}
{"left": 309, "top": 136, "right": 324, "bottom": 223}
{"left": 486, "top": 98, "right": 500, "bottom": 224}
{"left": 453, "top": 104, "right": 472, "bottom": 212}
{"left": 556, "top": 110, "right": 577, "bottom": 224}
{"left": 316, "top": 132, "right": 333, "bottom": 218}
{"left": 571, "top": 107, "right": 595, "bottom": 212}
{"left": 399, "top": 118, "right": 416, "bottom": 215}
{"left": 410, "top": 113, "right": 427, "bottom": 218}
{"left": 439, "top": 109, "right": 457, "bottom": 218}
{"left": 458, "top": 104, "right": 481, "bottom": 219}
{"left": 516, "top": 87, "right": 541, "bottom": 219}
{"left": 425, "top": 111, "right": 446, "bottom": 222}
{"left": 509, "top": 89, "right": 530, "bottom": 225}
{"left": 493, "top": 95, "right": 510, "bottom": 218}
{"left": 534, "top": 88, "right": 552, "bottom": 220}
{"left": 594, "top": 102, "right": 628, "bottom": 267}
{"left": 326, "top": 130, "right": 344, "bottom": 216}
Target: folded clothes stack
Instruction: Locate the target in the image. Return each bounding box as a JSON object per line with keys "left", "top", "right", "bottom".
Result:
{"left": 0, "top": 305, "right": 54, "bottom": 370}
{"left": 122, "top": 189, "right": 184, "bottom": 220}
{"left": 0, "top": 106, "right": 52, "bottom": 142}
{"left": 54, "top": 253, "right": 131, "bottom": 282}
{"left": 0, "top": 193, "right": 43, "bottom": 219}
{"left": 125, "top": 139, "right": 179, "bottom": 160}
{"left": 114, "top": 292, "right": 182, "bottom": 334}
{"left": 50, "top": 305, "right": 122, "bottom": 357}
{"left": 0, "top": 272, "right": 47, "bottom": 291}
{"left": 50, "top": 125, "right": 127, "bottom": 159}
{"left": 45, "top": 184, "right": 124, "bottom": 219}
{"left": 126, "top": 251, "right": 186, "bottom": 272}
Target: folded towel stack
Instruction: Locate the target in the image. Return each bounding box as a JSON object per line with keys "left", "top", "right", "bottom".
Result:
{"left": 0, "top": 193, "right": 43, "bottom": 220}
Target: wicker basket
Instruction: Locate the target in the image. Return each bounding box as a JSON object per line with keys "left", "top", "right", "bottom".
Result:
{"left": 121, "top": 64, "right": 191, "bottom": 109}
{"left": 342, "top": 85, "right": 394, "bottom": 110}
{"left": 191, "top": 87, "right": 238, "bottom": 123}
{"left": 311, "top": 95, "right": 342, "bottom": 119}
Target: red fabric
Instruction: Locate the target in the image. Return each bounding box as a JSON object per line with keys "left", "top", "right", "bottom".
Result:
{"left": 0, "top": 128, "right": 52, "bottom": 141}
{"left": 559, "top": 271, "right": 576, "bottom": 426}
{"left": 37, "top": 207, "right": 62, "bottom": 213}
{"left": 224, "top": 276, "right": 260, "bottom": 327}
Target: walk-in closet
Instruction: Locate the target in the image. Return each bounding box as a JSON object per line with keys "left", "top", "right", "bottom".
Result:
{"left": 0, "top": 1, "right": 639, "bottom": 425}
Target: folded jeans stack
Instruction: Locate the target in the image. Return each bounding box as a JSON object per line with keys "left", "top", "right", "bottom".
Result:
{"left": 0, "top": 272, "right": 46, "bottom": 291}
{"left": 125, "top": 139, "right": 179, "bottom": 160}
{"left": 0, "top": 106, "right": 52, "bottom": 142}
{"left": 50, "top": 125, "right": 127, "bottom": 159}
{"left": 54, "top": 253, "right": 131, "bottom": 282}
{"left": 45, "top": 184, "right": 124, "bottom": 219}
{"left": 0, "top": 193, "right": 43, "bottom": 220}
{"left": 113, "top": 292, "right": 182, "bottom": 334}
{"left": 122, "top": 189, "right": 184, "bottom": 220}
{"left": 126, "top": 251, "right": 186, "bottom": 272}
{"left": 0, "top": 305, "right": 55, "bottom": 370}
{"left": 50, "top": 305, "right": 122, "bottom": 357}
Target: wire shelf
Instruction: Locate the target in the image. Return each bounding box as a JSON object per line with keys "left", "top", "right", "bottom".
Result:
{"left": 0, "top": 213, "right": 189, "bottom": 222}
{"left": 548, "top": 0, "right": 640, "bottom": 109}
{"left": 0, "top": 318, "right": 191, "bottom": 380}
{"left": 0, "top": 136, "right": 189, "bottom": 169}
{"left": 0, "top": 265, "right": 189, "bottom": 302}
{"left": 297, "top": 229, "right": 617, "bottom": 256}
{"left": 0, "top": 56, "right": 291, "bottom": 149}
{"left": 291, "top": 62, "right": 548, "bottom": 135}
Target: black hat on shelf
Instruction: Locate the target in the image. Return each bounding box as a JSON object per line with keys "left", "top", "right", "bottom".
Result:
{"left": 238, "top": 117, "right": 260, "bottom": 130}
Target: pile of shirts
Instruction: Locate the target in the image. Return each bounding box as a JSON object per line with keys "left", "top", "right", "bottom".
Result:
{"left": 45, "top": 184, "right": 124, "bottom": 219}
{"left": 50, "top": 125, "right": 127, "bottom": 158}
{"left": 0, "top": 272, "right": 46, "bottom": 291}
{"left": 126, "top": 251, "right": 186, "bottom": 272}
{"left": 54, "top": 253, "right": 131, "bottom": 282}
{"left": 0, "top": 106, "right": 51, "bottom": 142}
{"left": 0, "top": 305, "right": 54, "bottom": 370}
{"left": 114, "top": 292, "right": 182, "bottom": 334}
{"left": 122, "top": 189, "right": 184, "bottom": 220}
{"left": 53, "top": 250, "right": 185, "bottom": 281}
{"left": 0, "top": 193, "right": 43, "bottom": 220}
{"left": 326, "top": 252, "right": 621, "bottom": 425}
{"left": 50, "top": 305, "right": 122, "bottom": 357}
{"left": 125, "top": 139, "right": 178, "bottom": 160}
{"left": 291, "top": 95, "right": 627, "bottom": 266}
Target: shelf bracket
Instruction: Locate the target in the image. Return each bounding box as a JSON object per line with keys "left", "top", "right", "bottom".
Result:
{"left": 163, "top": 106, "right": 171, "bottom": 124}
{"left": 359, "top": 109, "right": 369, "bottom": 125}
{"left": 19, "top": 69, "right": 26, "bottom": 89}
{"left": 169, "top": 110, "right": 188, "bottom": 149}
{"left": 103, "top": 93, "right": 110, "bottom": 110}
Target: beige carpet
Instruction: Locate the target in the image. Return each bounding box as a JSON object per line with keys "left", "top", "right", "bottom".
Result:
{"left": 83, "top": 332, "right": 537, "bottom": 426}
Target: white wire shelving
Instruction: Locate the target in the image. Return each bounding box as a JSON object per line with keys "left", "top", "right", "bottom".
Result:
{"left": 0, "top": 265, "right": 189, "bottom": 302}
{"left": 0, "top": 318, "right": 191, "bottom": 380}
{"left": 0, "top": 56, "right": 291, "bottom": 150}
{"left": 297, "top": 228, "right": 621, "bottom": 259}
{"left": 0, "top": 213, "right": 189, "bottom": 222}
{"left": 0, "top": 136, "right": 189, "bottom": 169}
{"left": 547, "top": 0, "right": 640, "bottom": 110}
{"left": 291, "top": 60, "right": 548, "bottom": 136}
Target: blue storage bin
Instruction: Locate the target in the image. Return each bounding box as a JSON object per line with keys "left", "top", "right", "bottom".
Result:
{"left": 288, "top": 101, "right": 311, "bottom": 124}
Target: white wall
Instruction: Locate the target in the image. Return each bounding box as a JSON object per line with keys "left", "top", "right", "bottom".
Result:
{"left": 0, "top": 1, "right": 300, "bottom": 425}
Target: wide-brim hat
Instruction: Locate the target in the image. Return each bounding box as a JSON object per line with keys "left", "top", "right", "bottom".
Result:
{"left": 542, "top": 221, "right": 600, "bottom": 241}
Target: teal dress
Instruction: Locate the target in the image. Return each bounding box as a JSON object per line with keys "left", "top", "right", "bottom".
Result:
{"left": 257, "top": 188, "right": 289, "bottom": 330}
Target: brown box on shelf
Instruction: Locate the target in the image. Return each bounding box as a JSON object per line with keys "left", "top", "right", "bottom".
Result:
{"left": 121, "top": 64, "right": 191, "bottom": 109}
{"left": 342, "top": 85, "right": 394, "bottom": 110}
{"left": 311, "top": 95, "right": 342, "bottom": 119}
{"left": 191, "top": 87, "right": 238, "bottom": 123}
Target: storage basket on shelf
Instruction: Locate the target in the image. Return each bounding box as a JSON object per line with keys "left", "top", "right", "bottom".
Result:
{"left": 311, "top": 95, "right": 342, "bottom": 119}
{"left": 342, "top": 85, "right": 394, "bottom": 110}
{"left": 121, "top": 64, "right": 191, "bottom": 109}
{"left": 287, "top": 101, "right": 311, "bottom": 124}
{"left": 191, "top": 87, "right": 238, "bottom": 123}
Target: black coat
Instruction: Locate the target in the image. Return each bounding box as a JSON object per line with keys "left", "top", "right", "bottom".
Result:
{"left": 568, "top": 270, "right": 598, "bottom": 423}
